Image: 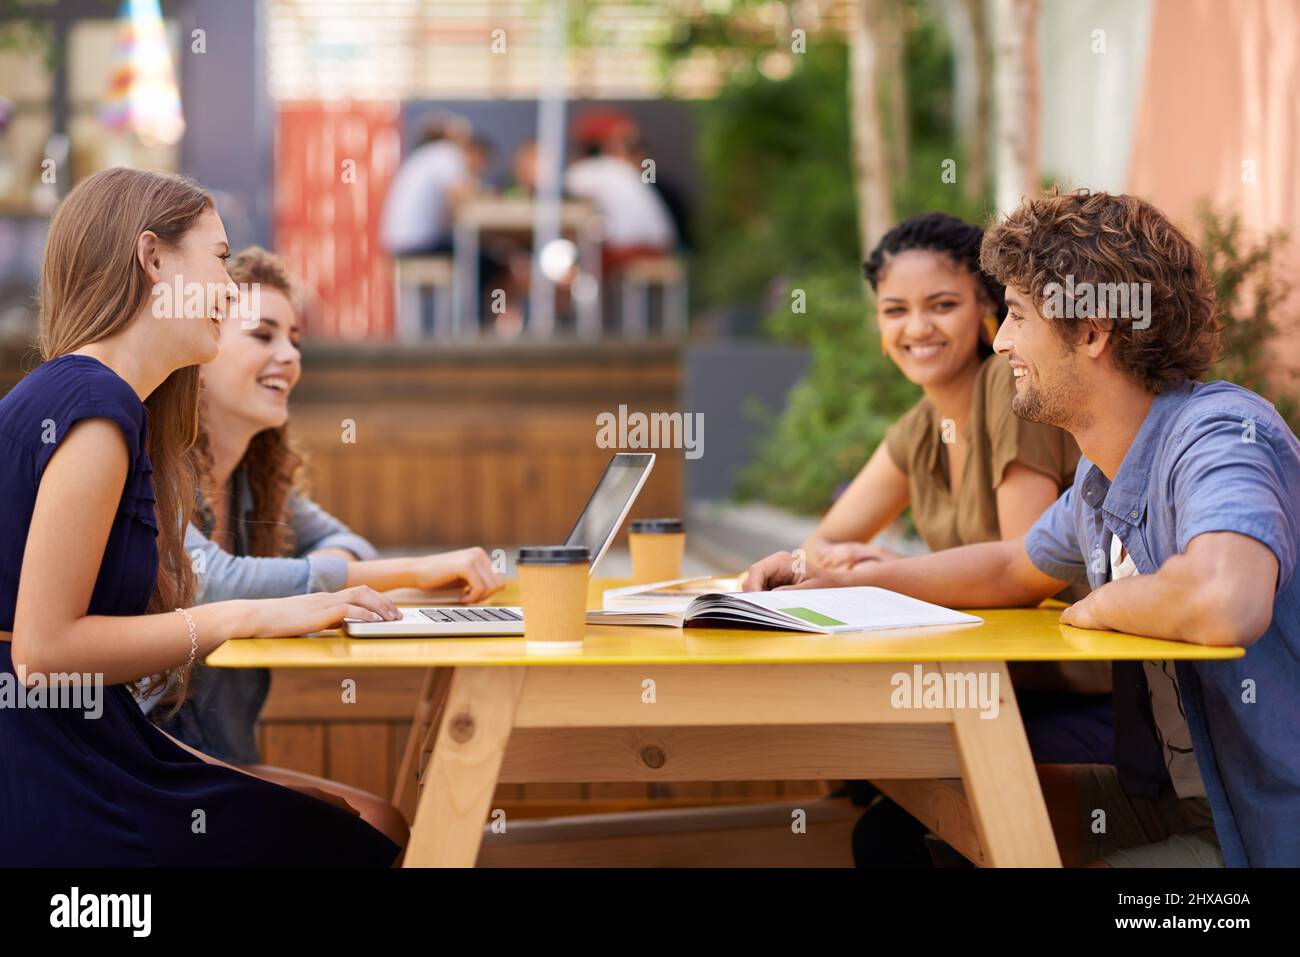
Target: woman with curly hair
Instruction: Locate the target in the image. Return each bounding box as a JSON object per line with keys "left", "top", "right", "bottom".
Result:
{"left": 150, "top": 246, "right": 504, "bottom": 776}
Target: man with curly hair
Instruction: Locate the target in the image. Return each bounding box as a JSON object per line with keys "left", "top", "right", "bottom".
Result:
{"left": 744, "top": 190, "right": 1300, "bottom": 868}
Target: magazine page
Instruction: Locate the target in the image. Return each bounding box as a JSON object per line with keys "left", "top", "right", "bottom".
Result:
{"left": 725, "top": 587, "right": 981, "bottom": 632}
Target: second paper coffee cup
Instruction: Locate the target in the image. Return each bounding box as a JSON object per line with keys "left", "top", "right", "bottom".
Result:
{"left": 628, "top": 518, "right": 685, "bottom": 584}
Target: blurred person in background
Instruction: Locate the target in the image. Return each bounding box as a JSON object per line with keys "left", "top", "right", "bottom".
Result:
{"left": 509, "top": 138, "right": 539, "bottom": 197}
{"left": 564, "top": 108, "right": 676, "bottom": 272}
{"left": 379, "top": 111, "right": 473, "bottom": 258}
{"left": 381, "top": 113, "right": 507, "bottom": 327}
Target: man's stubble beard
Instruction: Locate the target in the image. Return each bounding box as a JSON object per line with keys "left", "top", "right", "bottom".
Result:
{"left": 1012, "top": 356, "right": 1094, "bottom": 432}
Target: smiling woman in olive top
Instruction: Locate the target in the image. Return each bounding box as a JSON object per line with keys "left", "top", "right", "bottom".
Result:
{"left": 805, "top": 215, "right": 1110, "bottom": 738}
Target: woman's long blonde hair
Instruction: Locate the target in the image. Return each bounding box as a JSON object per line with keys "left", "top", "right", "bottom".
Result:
{"left": 193, "top": 246, "right": 304, "bottom": 558}
{"left": 39, "top": 167, "right": 212, "bottom": 696}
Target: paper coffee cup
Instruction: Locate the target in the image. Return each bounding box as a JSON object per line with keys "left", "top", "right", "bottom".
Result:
{"left": 518, "top": 545, "right": 590, "bottom": 652}
{"left": 628, "top": 518, "right": 685, "bottom": 584}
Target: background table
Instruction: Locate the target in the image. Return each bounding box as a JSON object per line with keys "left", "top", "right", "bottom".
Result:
{"left": 452, "top": 197, "right": 602, "bottom": 334}
{"left": 208, "top": 580, "right": 1242, "bottom": 867}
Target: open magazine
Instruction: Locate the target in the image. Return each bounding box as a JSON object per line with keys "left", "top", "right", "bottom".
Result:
{"left": 588, "top": 584, "right": 981, "bottom": 635}
{"left": 601, "top": 576, "right": 743, "bottom": 612}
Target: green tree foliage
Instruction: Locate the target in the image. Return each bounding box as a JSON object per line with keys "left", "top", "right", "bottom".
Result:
{"left": 1197, "top": 204, "right": 1299, "bottom": 431}
{"left": 733, "top": 273, "right": 919, "bottom": 512}
{"left": 703, "top": 6, "right": 989, "bottom": 513}
{"left": 697, "top": 6, "right": 1299, "bottom": 515}
{"left": 690, "top": 41, "right": 859, "bottom": 311}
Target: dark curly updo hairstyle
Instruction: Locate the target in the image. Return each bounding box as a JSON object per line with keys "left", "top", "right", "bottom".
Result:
{"left": 864, "top": 212, "right": 1007, "bottom": 358}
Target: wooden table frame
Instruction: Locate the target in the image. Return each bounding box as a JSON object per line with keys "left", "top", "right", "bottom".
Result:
{"left": 209, "top": 585, "right": 1238, "bottom": 868}
{"left": 392, "top": 660, "right": 1061, "bottom": 868}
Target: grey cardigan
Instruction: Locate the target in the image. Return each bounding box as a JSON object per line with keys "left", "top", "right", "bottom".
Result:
{"left": 145, "top": 469, "right": 377, "bottom": 763}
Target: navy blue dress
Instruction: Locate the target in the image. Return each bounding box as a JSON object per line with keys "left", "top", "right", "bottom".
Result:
{"left": 0, "top": 355, "right": 398, "bottom": 866}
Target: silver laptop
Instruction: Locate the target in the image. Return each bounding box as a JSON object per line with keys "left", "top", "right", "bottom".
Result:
{"left": 345, "top": 452, "right": 655, "bottom": 637}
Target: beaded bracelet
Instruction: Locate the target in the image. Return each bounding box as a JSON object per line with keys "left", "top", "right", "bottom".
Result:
{"left": 175, "top": 607, "right": 198, "bottom": 677}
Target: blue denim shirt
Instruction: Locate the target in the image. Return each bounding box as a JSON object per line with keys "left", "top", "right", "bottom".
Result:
{"left": 144, "top": 469, "right": 377, "bottom": 763}
{"left": 1026, "top": 380, "right": 1300, "bottom": 867}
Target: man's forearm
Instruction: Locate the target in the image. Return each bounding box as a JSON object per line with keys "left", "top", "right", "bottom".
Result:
{"left": 1068, "top": 552, "right": 1268, "bottom": 647}
{"left": 1074, "top": 576, "right": 1193, "bottom": 642}
{"left": 848, "top": 539, "right": 1059, "bottom": 609}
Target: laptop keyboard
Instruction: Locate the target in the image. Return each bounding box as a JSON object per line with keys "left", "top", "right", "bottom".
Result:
{"left": 418, "top": 607, "right": 523, "bottom": 623}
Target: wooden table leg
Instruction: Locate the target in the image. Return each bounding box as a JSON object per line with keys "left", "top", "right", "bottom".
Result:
{"left": 404, "top": 666, "right": 526, "bottom": 867}
{"left": 944, "top": 660, "right": 1061, "bottom": 867}
{"left": 392, "top": 668, "right": 453, "bottom": 824}
{"left": 392, "top": 668, "right": 433, "bottom": 818}
{"left": 875, "top": 779, "right": 985, "bottom": 865}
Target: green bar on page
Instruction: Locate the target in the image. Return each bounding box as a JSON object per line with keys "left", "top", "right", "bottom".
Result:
{"left": 780, "top": 607, "right": 846, "bottom": 627}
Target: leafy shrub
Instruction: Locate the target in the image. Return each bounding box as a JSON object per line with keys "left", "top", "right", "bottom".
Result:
{"left": 1197, "top": 204, "right": 1299, "bottom": 431}
{"left": 734, "top": 273, "right": 917, "bottom": 513}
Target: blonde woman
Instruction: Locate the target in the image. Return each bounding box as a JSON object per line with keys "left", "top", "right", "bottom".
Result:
{"left": 0, "top": 168, "right": 404, "bottom": 865}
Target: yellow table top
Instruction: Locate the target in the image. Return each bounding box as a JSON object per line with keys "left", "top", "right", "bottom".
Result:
{"left": 206, "top": 579, "right": 1244, "bottom": 669}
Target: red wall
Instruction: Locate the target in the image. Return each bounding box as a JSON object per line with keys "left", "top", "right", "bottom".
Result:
{"left": 275, "top": 102, "right": 402, "bottom": 340}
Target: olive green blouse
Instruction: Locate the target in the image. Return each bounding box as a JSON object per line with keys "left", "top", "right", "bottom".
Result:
{"left": 884, "top": 353, "right": 1080, "bottom": 553}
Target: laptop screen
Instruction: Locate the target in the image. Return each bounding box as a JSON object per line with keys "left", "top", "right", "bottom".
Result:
{"left": 563, "top": 453, "right": 655, "bottom": 573}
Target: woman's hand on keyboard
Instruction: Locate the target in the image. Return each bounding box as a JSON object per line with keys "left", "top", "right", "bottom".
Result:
{"left": 232, "top": 586, "right": 402, "bottom": 638}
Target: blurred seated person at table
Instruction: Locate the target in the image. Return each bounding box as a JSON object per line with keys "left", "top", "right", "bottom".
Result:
{"left": 508, "top": 138, "right": 539, "bottom": 197}
{"left": 631, "top": 134, "right": 692, "bottom": 252}
{"left": 381, "top": 115, "right": 508, "bottom": 329}
{"left": 146, "top": 246, "right": 505, "bottom": 769}
{"left": 564, "top": 108, "right": 676, "bottom": 271}
{"left": 464, "top": 134, "right": 499, "bottom": 195}
{"left": 379, "top": 112, "right": 476, "bottom": 258}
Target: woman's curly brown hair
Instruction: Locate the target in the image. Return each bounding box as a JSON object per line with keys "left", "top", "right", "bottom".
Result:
{"left": 979, "top": 188, "right": 1221, "bottom": 393}
{"left": 193, "top": 246, "right": 305, "bottom": 558}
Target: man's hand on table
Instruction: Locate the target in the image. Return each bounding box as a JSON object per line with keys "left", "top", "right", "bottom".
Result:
{"left": 1058, "top": 589, "right": 1110, "bottom": 631}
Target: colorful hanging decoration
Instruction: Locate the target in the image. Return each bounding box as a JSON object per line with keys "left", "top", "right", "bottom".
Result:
{"left": 100, "top": 0, "right": 185, "bottom": 146}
